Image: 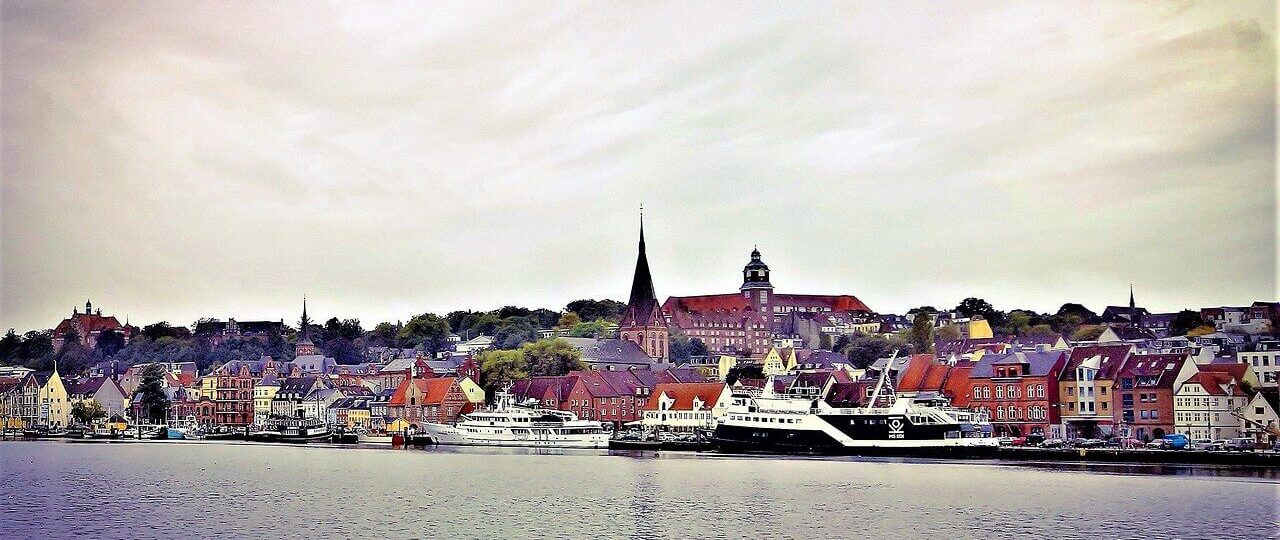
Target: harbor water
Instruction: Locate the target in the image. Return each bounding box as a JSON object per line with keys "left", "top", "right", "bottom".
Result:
{"left": 1, "top": 441, "right": 1276, "bottom": 539}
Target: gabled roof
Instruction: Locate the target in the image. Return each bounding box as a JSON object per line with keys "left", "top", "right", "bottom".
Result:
{"left": 560, "top": 337, "right": 653, "bottom": 366}
{"left": 1118, "top": 353, "right": 1186, "bottom": 388}
{"left": 1185, "top": 372, "right": 1246, "bottom": 396}
{"left": 1196, "top": 362, "right": 1250, "bottom": 382}
{"left": 389, "top": 377, "right": 457, "bottom": 406}
{"left": 511, "top": 375, "right": 577, "bottom": 404}
{"left": 971, "top": 351, "right": 1065, "bottom": 378}
{"left": 68, "top": 376, "right": 125, "bottom": 397}
{"left": 645, "top": 382, "right": 727, "bottom": 411}
{"left": 657, "top": 367, "right": 707, "bottom": 384}
{"left": 1062, "top": 345, "right": 1132, "bottom": 381}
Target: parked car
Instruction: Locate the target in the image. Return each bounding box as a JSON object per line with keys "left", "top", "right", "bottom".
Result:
{"left": 1076, "top": 438, "right": 1105, "bottom": 449}
{"left": 1224, "top": 438, "right": 1255, "bottom": 452}
{"left": 1039, "top": 438, "right": 1068, "bottom": 448}
{"left": 997, "top": 436, "right": 1015, "bottom": 446}
{"left": 1162, "top": 434, "right": 1190, "bottom": 450}
{"left": 1144, "top": 439, "right": 1168, "bottom": 450}
{"left": 1200, "top": 440, "right": 1227, "bottom": 451}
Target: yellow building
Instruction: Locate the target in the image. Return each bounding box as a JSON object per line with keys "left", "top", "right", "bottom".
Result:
{"left": 968, "top": 319, "right": 994, "bottom": 339}
{"left": 38, "top": 370, "right": 70, "bottom": 428}
{"left": 457, "top": 377, "right": 486, "bottom": 407}
{"left": 347, "top": 406, "right": 371, "bottom": 430}
{"left": 199, "top": 376, "right": 217, "bottom": 400}
{"left": 717, "top": 355, "right": 739, "bottom": 380}
{"left": 760, "top": 347, "right": 797, "bottom": 376}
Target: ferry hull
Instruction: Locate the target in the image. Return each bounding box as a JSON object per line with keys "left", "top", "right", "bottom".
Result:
{"left": 712, "top": 423, "right": 1000, "bottom": 458}
{"left": 419, "top": 423, "right": 609, "bottom": 449}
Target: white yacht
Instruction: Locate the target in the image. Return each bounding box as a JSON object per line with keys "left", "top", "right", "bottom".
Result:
{"left": 418, "top": 392, "right": 609, "bottom": 448}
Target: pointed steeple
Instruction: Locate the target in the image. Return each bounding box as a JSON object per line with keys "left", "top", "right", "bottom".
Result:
{"left": 618, "top": 206, "right": 668, "bottom": 360}
{"left": 1129, "top": 284, "right": 1135, "bottom": 310}
{"left": 302, "top": 295, "right": 310, "bottom": 341}
{"left": 296, "top": 295, "right": 317, "bottom": 357}
{"left": 622, "top": 207, "right": 659, "bottom": 327}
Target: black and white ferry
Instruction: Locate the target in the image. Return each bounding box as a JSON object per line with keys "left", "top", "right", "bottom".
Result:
{"left": 713, "top": 359, "right": 998, "bottom": 457}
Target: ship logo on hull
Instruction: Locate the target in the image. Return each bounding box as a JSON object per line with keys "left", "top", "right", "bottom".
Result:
{"left": 888, "top": 418, "right": 905, "bottom": 439}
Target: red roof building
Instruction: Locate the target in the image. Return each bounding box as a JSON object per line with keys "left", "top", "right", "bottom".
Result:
{"left": 660, "top": 249, "right": 870, "bottom": 355}
{"left": 52, "top": 300, "right": 134, "bottom": 350}
{"left": 388, "top": 377, "right": 472, "bottom": 426}
{"left": 642, "top": 382, "right": 730, "bottom": 432}
{"left": 1115, "top": 353, "right": 1187, "bottom": 441}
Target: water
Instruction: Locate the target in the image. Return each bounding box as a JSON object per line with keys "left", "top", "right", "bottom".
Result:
{"left": 1, "top": 441, "right": 1276, "bottom": 540}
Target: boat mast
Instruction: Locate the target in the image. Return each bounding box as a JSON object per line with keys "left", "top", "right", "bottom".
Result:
{"left": 864, "top": 349, "right": 899, "bottom": 412}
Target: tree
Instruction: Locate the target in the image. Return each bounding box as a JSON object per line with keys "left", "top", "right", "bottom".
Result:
{"left": 955, "top": 297, "right": 1006, "bottom": 329}
{"left": 1071, "top": 324, "right": 1106, "bottom": 341}
{"left": 840, "top": 333, "right": 907, "bottom": 369}
{"left": 398, "top": 313, "right": 451, "bottom": 355}
{"left": 528, "top": 309, "right": 560, "bottom": 329}
{"left": 724, "top": 363, "right": 764, "bottom": 385}
{"left": 135, "top": 364, "right": 170, "bottom": 424}
{"left": 565, "top": 299, "right": 626, "bottom": 322}
{"left": 496, "top": 306, "right": 532, "bottom": 319}
{"left": 999, "top": 310, "right": 1034, "bottom": 336}
{"left": 906, "top": 312, "right": 934, "bottom": 354}
{"left": 936, "top": 325, "right": 962, "bottom": 342}
{"left": 0, "top": 329, "right": 20, "bottom": 362}
{"left": 476, "top": 349, "right": 528, "bottom": 390}
{"left": 557, "top": 312, "right": 582, "bottom": 329}
{"left": 71, "top": 400, "right": 106, "bottom": 425}
{"left": 1056, "top": 303, "right": 1099, "bottom": 324}
{"left": 95, "top": 329, "right": 127, "bottom": 357}
{"left": 493, "top": 318, "right": 538, "bottom": 350}
{"left": 1023, "top": 324, "right": 1059, "bottom": 341}
{"left": 142, "top": 322, "right": 188, "bottom": 341}
{"left": 366, "top": 322, "right": 400, "bottom": 348}
{"left": 521, "top": 338, "right": 585, "bottom": 376}
{"left": 689, "top": 338, "right": 709, "bottom": 358}
{"left": 1169, "top": 310, "right": 1208, "bottom": 336}
{"left": 568, "top": 319, "right": 613, "bottom": 338}
{"left": 1186, "top": 325, "right": 1216, "bottom": 337}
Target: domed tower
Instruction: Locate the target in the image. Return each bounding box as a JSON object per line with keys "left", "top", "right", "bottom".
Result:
{"left": 740, "top": 247, "right": 774, "bottom": 319}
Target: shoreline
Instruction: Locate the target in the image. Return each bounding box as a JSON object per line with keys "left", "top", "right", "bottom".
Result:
{"left": 9, "top": 438, "right": 1279, "bottom": 478}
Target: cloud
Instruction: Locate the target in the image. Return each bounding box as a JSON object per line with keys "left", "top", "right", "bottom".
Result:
{"left": 1, "top": 1, "right": 1274, "bottom": 330}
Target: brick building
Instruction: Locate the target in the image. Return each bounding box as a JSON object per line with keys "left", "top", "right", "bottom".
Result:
{"left": 968, "top": 350, "right": 1067, "bottom": 438}
{"left": 1114, "top": 353, "right": 1187, "bottom": 441}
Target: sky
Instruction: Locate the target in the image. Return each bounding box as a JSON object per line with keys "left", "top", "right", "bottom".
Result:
{"left": 1, "top": 1, "right": 1276, "bottom": 332}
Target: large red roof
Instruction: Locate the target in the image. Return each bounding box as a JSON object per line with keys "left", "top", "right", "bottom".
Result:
{"left": 54, "top": 313, "right": 124, "bottom": 336}
{"left": 389, "top": 377, "right": 457, "bottom": 406}
{"left": 646, "top": 382, "right": 727, "bottom": 411}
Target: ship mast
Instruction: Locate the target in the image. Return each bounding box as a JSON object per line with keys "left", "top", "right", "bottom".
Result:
{"left": 865, "top": 349, "right": 899, "bottom": 411}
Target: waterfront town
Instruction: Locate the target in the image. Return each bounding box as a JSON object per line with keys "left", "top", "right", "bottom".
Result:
{"left": 1, "top": 220, "right": 1277, "bottom": 451}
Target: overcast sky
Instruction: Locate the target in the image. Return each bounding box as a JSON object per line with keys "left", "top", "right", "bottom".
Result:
{"left": 2, "top": 1, "right": 1276, "bottom": 332}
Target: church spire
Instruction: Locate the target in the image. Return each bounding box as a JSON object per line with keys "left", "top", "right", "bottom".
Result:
{"left": 1129, "top": 284, "right": 1135, "bottom": 310}
{"left": 619, "top": 206, "right": 667, "bottom": 359}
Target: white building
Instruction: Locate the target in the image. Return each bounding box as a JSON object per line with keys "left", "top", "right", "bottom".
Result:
{"left": 642, "top": 382, "right": 730, "bottom": 432}
{"left": 454, "top": 335, "right": 495, "bottom": 354}
{"left": 1173, "top": 369, "right": 1249, "bottom": 441}
{"left": 1237, "top": 341, "right": 1280, "bottom": 388}
{"left": 1239, "top": 390, "right": 1279, "bottom": 446}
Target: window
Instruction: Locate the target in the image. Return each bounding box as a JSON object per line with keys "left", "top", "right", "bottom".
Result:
{"left": 996, "top": 386, "right": 1003, "bottom": 399}
{"left": 1036, "top": 384, "right": 1044, "bottom": 398}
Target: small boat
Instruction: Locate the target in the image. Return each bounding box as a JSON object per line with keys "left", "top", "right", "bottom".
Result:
{"left": 358, "top": 432, "right": 394, "bottom": 445}
{"left": 88, "top": 428, "right": 121, "bottom": 440}
{"left": 202, "top": 429, "right": 245, "bottom": 441}
{"left": 23, "top": 428, "right": 68, "bottom": 439}
{"left": 330, "top": 430, "right": 359, "bottom": 444}
{"left": 253, "top": 418, "right": 330, "bottom": 443}
{"left": 608, "top": 439, "right": 661, "bottom": 451}
{"left": 165, "top": 427, "right": 188, "bottom": 440}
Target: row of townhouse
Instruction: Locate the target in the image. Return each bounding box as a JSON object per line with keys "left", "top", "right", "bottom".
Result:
{"left": 898, "top": 344, "right": 1277, "bottom": 444}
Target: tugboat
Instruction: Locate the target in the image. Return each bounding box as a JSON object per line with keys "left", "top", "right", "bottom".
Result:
{"left": 418, "top": 389, "right": 608, "bottom": 448}
{"left": 713, "top": 353, "right": 999, "bottom": 457}
{"left": 251, "top": 417, "right": 330, "bottom": 443}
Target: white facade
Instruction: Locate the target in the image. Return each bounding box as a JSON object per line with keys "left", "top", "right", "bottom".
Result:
{"left": 1237, "top": 345, "right": 1279, "bottom": 388}
{"left": 642, "top": 386, "right": 731, "bottom": 432}
{"left": 1239, "top": 392, "right": 1279, "bottom": 444}
{"left": 1173, "top": 382, "right": 1246, "bottom": 441}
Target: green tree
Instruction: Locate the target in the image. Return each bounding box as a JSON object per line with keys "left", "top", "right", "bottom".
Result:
{"left": 1023, "top": 324, "right": 1059, "bottom": 341}
{"left": 568, "top": 319, "right": 613, "bottom": 338}
{"left": 493, "top": 318, "right": 538, "bottom": 349}
{"left": 0, "top": 329, "right": 20, "bottom": 362}
{"left": 841, "top": 333, "right": 907, "bottom": 369}
{"left": 1056, "top": 303, "right": 1099, "bottom": 324}
{"left": 135, "top": 364, "right": 170, "bottom": 424}
{"left": 1000, "top": 310, "right": 1034, "bottom": 336}
{"left": 1169, "top": 310, "right": 1208, "bottom": 336}
{"left": 477, "top": 349, "right": 528, "bottom": 390}
{"left": 398, "top": 313, "right": 451, "bottom": 355}
{"left": 1071, "top": 324, "right": 1106, "bottom": 341}
{"left": 557, "top": 312, "right": 582, "bottom": 329}
{"left": 94, "top": 329, "right": 127, "bottom": 357}
{"left": 724, "top": 363, "right": 764, "bottom": 385}
{"left": 906, "top": 312, "right": 934, "bottom": 353}
{"left": 71, "top": 400, "right": 106, "bottom": 425}
{"left": 521, "top": 338, "right": 585, "bottom": 376}
{"left": 366, "top": 322, "right": 400, "bottom": 348}
{"left": 565, "top": 299, "right": 626, "bottom": 322}
{"left": 689, "top": 338, "right": 709, "bottom": 358}
{"left": 936, "top": 324, "right": 962, "bottom": 342}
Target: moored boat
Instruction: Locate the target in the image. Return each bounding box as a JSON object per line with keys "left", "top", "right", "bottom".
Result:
{"left": 251, "top": 418, "right": 330, "bottom": 443}
{"left": 418, "top": 391, "right": 609, "bottom": 449}
{"left": 713, "top": 355, "right": 999, "bottom": 457}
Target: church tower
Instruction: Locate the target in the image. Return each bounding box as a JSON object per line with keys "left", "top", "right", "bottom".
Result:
{"left": 618, "top": 209, "right": 668, "bottom": 360}
{"left": 295, "top": 296, "right": 317, "bottom": 357}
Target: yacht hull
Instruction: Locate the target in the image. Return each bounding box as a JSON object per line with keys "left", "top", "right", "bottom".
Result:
{"left": 419, "top": 423, "right": 609, "bottom": 449}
